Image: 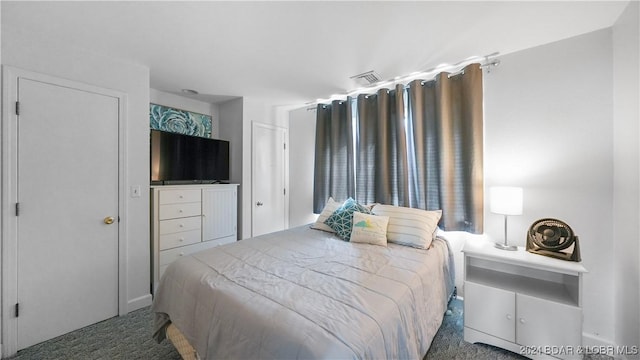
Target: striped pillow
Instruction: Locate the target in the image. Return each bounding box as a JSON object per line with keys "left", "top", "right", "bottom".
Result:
{"left": 311, "top": 197, "right": 341, "bottom": 233}
{"left": 372, "top": 205, "right": 442, "bottom": 249}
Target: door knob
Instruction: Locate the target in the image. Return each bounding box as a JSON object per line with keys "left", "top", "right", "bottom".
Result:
{"left": 104, "top": 216, "right": 115, "bottom": 225}
{"left": 256, "top": 202, "right": 264, "bottom": 206}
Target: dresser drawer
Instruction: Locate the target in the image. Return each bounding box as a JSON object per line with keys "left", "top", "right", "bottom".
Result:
{"left": 159, "top": 189, "right": 201, "bottom": 205}
{"left": 159, "top": 229, "right": 201, "bottom": 250}
{"left": 159, "top": 263, "right": 170, "bottom": 279}
{"left": 159, "top": 216, "right": 201, "bottom": 235}
{"left": 206, "top": 235, "right": 236, "bottom": 247}
{"left": 159, "top": 202, "right": 201, "bottom": 220}
{"left": 159, "top": 240, "right": 221, "bottom": 266}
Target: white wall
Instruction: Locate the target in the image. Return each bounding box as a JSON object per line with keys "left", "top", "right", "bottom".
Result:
{"left": 484, "top": 29, "right": 615, "bottom": 346}
{"left": 218, "top": 98, "right": 244, "bottom": 238}
{"left": 612, "top": 1, "right": 640, "bottom": 351}
{"left": 1, "top": 35, "right": 152, "bottom": 312}
{"left": 240, "top": 98, "right": 289, "bottom": 239}
{"left": 150, "top": 89, "right": 221, "bottom": 139}
{"left": 217, "top": 97, "right": 290, "bottom": 239}
{"left": 288, "top": 106, "right": 317, "bottom": 227}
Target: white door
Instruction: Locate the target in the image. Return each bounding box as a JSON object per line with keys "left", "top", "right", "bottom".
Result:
{"left": 252, "top": 122, "right": 287, "bottom": 236}
{"left": 16, "top": 76, "right": 120, "bottom": 349}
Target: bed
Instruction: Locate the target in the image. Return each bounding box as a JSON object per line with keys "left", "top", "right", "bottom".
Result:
{"left": 152, "top": 224, "right": 456, "bottom": 359}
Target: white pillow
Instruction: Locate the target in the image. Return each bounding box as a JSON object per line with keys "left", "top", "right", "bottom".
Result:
{"left": 310, "top": 197, "right": 341, "bottom": 233}
{"left": 350, "top": 212, "right": 389, "bottom": 246}
{"left": 372, "top": 205, "right": 442, "bottom": 249}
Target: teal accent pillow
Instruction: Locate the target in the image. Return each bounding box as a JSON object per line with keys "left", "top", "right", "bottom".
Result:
{"left": 324, "top": 198, "right": 372, "bottom": 240}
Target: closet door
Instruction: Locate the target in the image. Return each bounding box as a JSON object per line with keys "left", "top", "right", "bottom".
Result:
{"left": 15, "top": 75, "right": 120, "bottom": 349}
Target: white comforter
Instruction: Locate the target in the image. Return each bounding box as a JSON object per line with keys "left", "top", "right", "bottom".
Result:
{"left": 153, "top": 225, "right": 454, "bottom": 359}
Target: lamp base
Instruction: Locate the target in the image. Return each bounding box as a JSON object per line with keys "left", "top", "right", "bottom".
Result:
{"left": 494, "top": 242, "right": 517, "bottom": 251}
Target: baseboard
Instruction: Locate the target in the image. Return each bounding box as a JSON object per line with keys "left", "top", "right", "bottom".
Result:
{"left": 127, "top": 294, "right": 153, "bottom": 312}
{"left": 583, "top": 332, "right": 615, "bottom": 348}
{"left": 582, "top": 332, "right": 639, "bottom": 359}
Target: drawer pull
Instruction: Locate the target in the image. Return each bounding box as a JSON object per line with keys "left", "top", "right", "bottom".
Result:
{"left": 179, "top": 237, "right": 184, "bottom": 242}
{"left": 519, "top": 318, "right": 525, "bottom": 324}
{"left": 179, "top": 209, "right": 183, "bottom": 213}
{"left": 506, "top": 314, "right": 512, "bottom": 320}
{"left": 179, "top": 195, "right": 184, "bottom": 199}
{"left": 179, "top": 224, "right": 184, "bottom": 228}
{"left": 179, "top": 252, "right": 184, "bottom": 256}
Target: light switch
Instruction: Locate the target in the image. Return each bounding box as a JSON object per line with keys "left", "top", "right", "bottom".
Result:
{"left": 131, "top": 185, "right": 141, "bottom": 198}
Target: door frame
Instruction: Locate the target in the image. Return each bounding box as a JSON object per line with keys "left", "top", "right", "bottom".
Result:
{"left": 251, "top": 121, "right": 289, "bottom": 237}
{"left": 1, "top": 66, "right": 129, "bottom": 356}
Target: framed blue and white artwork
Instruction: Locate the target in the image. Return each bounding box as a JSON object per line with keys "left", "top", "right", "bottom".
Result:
{"left": 150, "top": 103, "right": 212, "bottom": 138}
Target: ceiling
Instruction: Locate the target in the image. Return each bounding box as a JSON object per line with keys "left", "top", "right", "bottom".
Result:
{"left": 1, "top": 1, "right": 629, "bottom": 106}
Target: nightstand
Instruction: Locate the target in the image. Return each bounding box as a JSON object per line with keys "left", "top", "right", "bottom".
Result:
{"left": 462, "top": 240, "right": 587, "bottom": 360}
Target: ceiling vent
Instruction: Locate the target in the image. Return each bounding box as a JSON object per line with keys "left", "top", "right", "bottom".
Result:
{"left": 350, "top": 70, "right": 382, "bottom": 86}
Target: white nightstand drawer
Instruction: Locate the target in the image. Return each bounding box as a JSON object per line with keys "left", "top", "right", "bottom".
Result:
{"left": 159, "top": 240, "right": 220, "bottom": 266}
{"left": 159, "top": 189, "right": 201, "bottom": 205}
{"left": 159, "top": 229, "right": 201, "bottom": 250}
{"left": 159, "top": 216, "right": 201, "bottom": 235}
{"left": 159, "top": 202, "right": 201, "bottom": 220}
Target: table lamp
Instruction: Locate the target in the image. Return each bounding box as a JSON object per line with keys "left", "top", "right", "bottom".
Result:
{"left": 490, "top": 186, "right": 523, "bottom": 251}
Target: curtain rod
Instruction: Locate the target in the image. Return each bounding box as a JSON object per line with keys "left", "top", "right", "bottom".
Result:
{"left": 309, "top": 52, "right": 500, "bottom": 106}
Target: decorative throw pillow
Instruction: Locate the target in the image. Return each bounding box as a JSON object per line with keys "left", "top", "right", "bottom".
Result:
{"left": 310, "top": 197, "right": 341, "bottom": 233}
{"left": 372, "top": 205, "right": 442, "bottom": 249}
{"left": 350, "top": 212, "right": 389, "bottom": 246}
{"left": 324, "top": 198, "right": 372, "bottom": 240}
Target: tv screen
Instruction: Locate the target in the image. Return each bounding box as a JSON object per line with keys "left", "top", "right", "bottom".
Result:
{"left": 150, "top": 130, "right": 230, "bottom": 184}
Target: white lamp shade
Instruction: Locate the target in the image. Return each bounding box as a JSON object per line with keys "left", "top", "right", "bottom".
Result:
{"left": 490, "top": 186, "right": 523, "bottom": 215}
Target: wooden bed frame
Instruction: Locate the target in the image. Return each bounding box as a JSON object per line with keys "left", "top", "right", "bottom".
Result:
{"left": 166, "top": 323, "right": 198, "bottom": 360}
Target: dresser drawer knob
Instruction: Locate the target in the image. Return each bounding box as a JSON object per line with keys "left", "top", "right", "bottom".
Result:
{"left": 179, "top": 252, "right": 184, "bottom": 256}
{"left": 506, "top": 314, "right": 512, "bottom": 320}
{"left": 178, "top": 209, "right": 183, "bottom": 213}
{"left": 179, "top": 237, "right": 184, "bottom": 242}
{"left": 179, "top": 224, "right": 184, "bottom": 228}
{"left": 519, "top": 318, "right": 526, "bottom": 324}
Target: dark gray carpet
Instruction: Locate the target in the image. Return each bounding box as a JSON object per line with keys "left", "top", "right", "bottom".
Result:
{"left": 5, "top": 298, "right": 592, "bottom": 359}
{"left": 6, "top": 307, "right": 181, "bottom": 360}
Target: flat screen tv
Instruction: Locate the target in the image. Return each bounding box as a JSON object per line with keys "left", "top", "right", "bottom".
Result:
{"left": 150, "top": 129, "right": 230, "bottom": 184}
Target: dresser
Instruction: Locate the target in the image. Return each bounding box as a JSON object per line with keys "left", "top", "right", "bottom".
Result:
{"left": 463, "top": 240, "right": 587, "bottom": 359}
{"left": 151, "top": 184, "right": 238, "bottom": 292}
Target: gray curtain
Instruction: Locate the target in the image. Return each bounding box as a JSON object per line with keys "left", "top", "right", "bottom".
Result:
{"left": 356, "top": 85, "right": 409, "bottom": 206}
{"left": 313, "top": 99, "right": 355, "bottom": 213}
{"left": 406, "top": 64, "right": 484, "bottom": 232}
{"left": 314, "top": 63, "right": 483, "bottom": 232}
